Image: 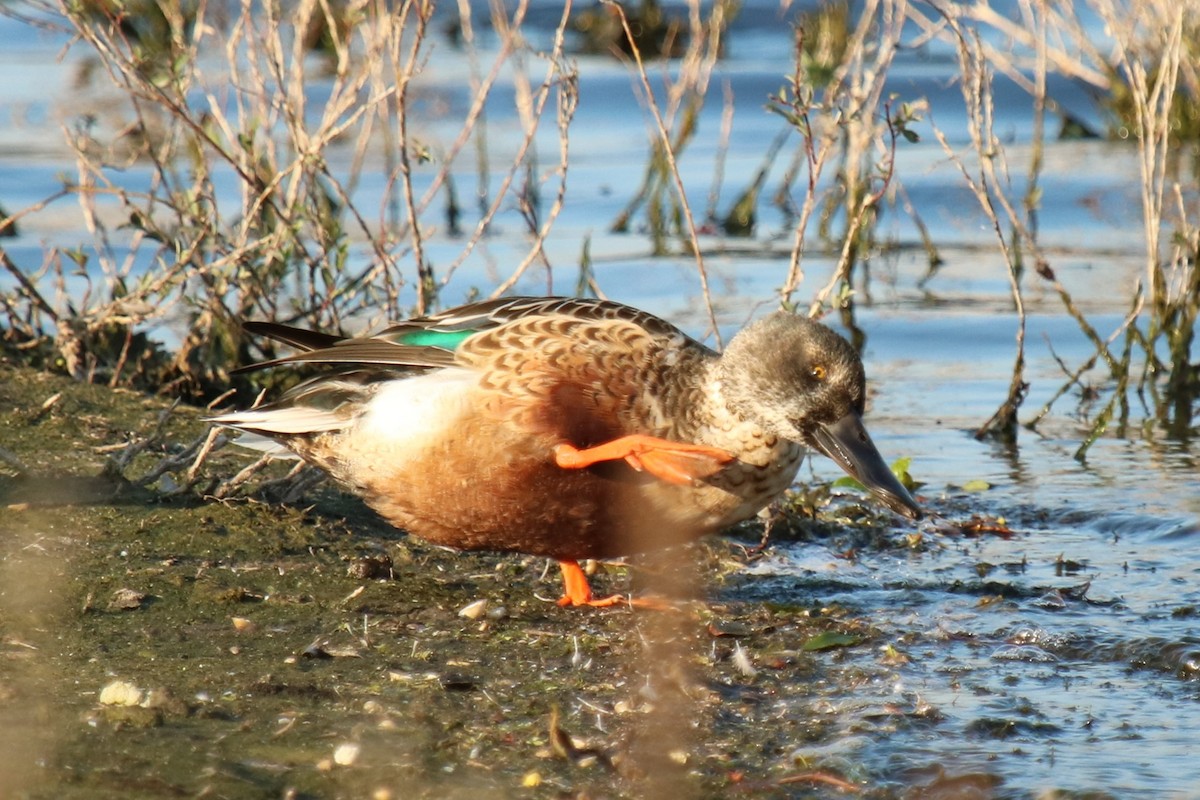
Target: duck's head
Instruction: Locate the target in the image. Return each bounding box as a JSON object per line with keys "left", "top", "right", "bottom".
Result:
{"left": 717, "top": 312, "right": 922, "bottom": 520}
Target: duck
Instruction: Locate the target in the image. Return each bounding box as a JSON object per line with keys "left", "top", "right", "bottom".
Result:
{"left": 209, "top": 296, "right": 921, "bottom": 607}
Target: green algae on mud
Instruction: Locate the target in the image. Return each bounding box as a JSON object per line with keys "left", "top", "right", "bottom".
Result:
{"left": 0, "top": 363, "right": 923, "bottom": 799}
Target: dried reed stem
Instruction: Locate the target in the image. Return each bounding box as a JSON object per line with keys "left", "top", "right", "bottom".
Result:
{"left": 605, "top": 0, "right": 722, "bottom": 344}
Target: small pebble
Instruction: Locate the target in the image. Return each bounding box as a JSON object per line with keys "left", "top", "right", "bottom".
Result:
{"left": 333, "top": 742, "right": 361, "bottom": 766}
{"left": 347, "top": 555, "right": 392, "bottom": 580}
{"left": 99, "top": 680, "right": 143, "bottom": 707}
{"left": 458, "top": 598, "right": 489, "bottom": 620}
{"left": 438, "top": 672, "right": 478, "bottom": 692}
{"left": 707, "top": 620, "right": 752, "bottom": 638}
{"left": 107, "top": 588, "right": 147, "bottom": 611}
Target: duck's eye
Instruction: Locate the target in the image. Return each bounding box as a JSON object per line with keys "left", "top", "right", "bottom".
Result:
{"left": 811, "top": 365, "right": 827, "bottom": 381}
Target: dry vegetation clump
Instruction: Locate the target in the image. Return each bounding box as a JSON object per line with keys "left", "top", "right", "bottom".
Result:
{"left": 2, "top": 0, "right": 578, "bottom": 406}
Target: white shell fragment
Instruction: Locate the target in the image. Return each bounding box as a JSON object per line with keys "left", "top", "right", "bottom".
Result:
{"left": 333, "top": 742, "right": 361, "bottom": 766}
{"left": 99, "top": 680, "right": 144, "bottom": 707}
{"left": 457, "top": 598, "right": 489, "bottom": 620}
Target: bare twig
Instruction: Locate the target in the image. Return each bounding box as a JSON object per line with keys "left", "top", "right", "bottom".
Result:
{"left": 776, "top": 0, "right": 909, "bottom": 314}
{"left": 928, "top": 11, "right": 1031, "bottom": 441}
{"left": 605, "top": 0, "right": 723, "bottom": 344}
{"left": 489, "top": 3, "right": 578, "bottom": 298}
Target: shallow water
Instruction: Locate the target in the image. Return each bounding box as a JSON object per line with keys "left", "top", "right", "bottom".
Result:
{"left": 1, "top": 2, "right": 1198, "bottom": 797}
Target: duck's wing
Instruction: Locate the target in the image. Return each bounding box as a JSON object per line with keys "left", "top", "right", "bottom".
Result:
{"left": 233, "top": 319, "right": 458, "bottom": 374}
{"left": 406, "top": 296, "right": 691, "bottom": 339}
{"left": 236, "top": 297, "right": 704, "bottom": 374}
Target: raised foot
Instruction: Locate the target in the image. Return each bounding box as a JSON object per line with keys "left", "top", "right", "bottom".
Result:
{"left": 553, "top": 435, "right": 734, "bottom": 486}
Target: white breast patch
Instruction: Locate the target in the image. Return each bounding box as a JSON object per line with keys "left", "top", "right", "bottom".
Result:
{"left": 357, "top": 368, "right": 477, "bottom": 449}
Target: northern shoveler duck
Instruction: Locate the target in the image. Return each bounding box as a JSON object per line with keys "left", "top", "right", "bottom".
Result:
{"left": 210, "top": 296, "right": 920, "bottom": 607}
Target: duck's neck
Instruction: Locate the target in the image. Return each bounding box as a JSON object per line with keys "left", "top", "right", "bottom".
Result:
{"left": 661, "top": 354, "right": 737, "bottom": 438}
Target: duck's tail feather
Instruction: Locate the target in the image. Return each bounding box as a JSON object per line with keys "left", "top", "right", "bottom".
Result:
{"left": 233, "top": 321, "right": 346, "bottom": 375}
{"left": 208, "top": 405, "right": 348, "bottom": 437}
{"left": 243, "top": 320, "right": 343, "bottom": 352}
{"left": 218, "top": 431, "right": 298, "bottom": 458}
{"left": 235, "top": 320, "right": 459, "bottom": 374}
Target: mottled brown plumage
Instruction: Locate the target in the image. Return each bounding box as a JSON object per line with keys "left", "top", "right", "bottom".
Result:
{"left": 211, "top": 296, "right": 920, "bottom": 606}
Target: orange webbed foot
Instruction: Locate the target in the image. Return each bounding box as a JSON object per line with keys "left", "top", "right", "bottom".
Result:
{"left": 556, "top": 560, "right": 624, "bottom": 607}
{"left": 554, "top": 560, "right": 681, "bottom": 610}
{"left": 553, "top": 435, "right": 734, "bottom": 486}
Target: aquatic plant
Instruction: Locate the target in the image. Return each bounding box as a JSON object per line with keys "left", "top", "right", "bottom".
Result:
{"left": 1094, "top": 0, "right": 1200, "bottom": 441}
{"left": 912, "top": 0, "right": 1199, "bottom": 448}
{"left": 0, "top": 0, "right": 577, "bottom": 404}
{"left": 922, "top": 8, "right": 1032, "bottom": 444}
{"left": 572, "top": 0, "right": 705, "bottom": 59}
{"left": 605, "top": 2, "right": 733, "bottom": 257}
{"left": 769, "top": 0, "right": 921, "bottom": 355}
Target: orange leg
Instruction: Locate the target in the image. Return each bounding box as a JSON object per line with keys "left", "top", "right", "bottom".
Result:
{"left": 557, "top": 559, "right": 626, "bottom": 607}
{"left": 555, "top": 560, "right": 682, "bottom": 610}
{"left": 553, "top": 435, "right": 734, "bottom": 486}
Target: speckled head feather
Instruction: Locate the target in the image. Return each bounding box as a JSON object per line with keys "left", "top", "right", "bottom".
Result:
{"left": 717, "top": 312, "right": 866, "bottom": 446}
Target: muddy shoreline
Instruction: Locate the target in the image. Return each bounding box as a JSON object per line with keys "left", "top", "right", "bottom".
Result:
{"left": 0, "top": 363, "right": 1156, "bottom": 799}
